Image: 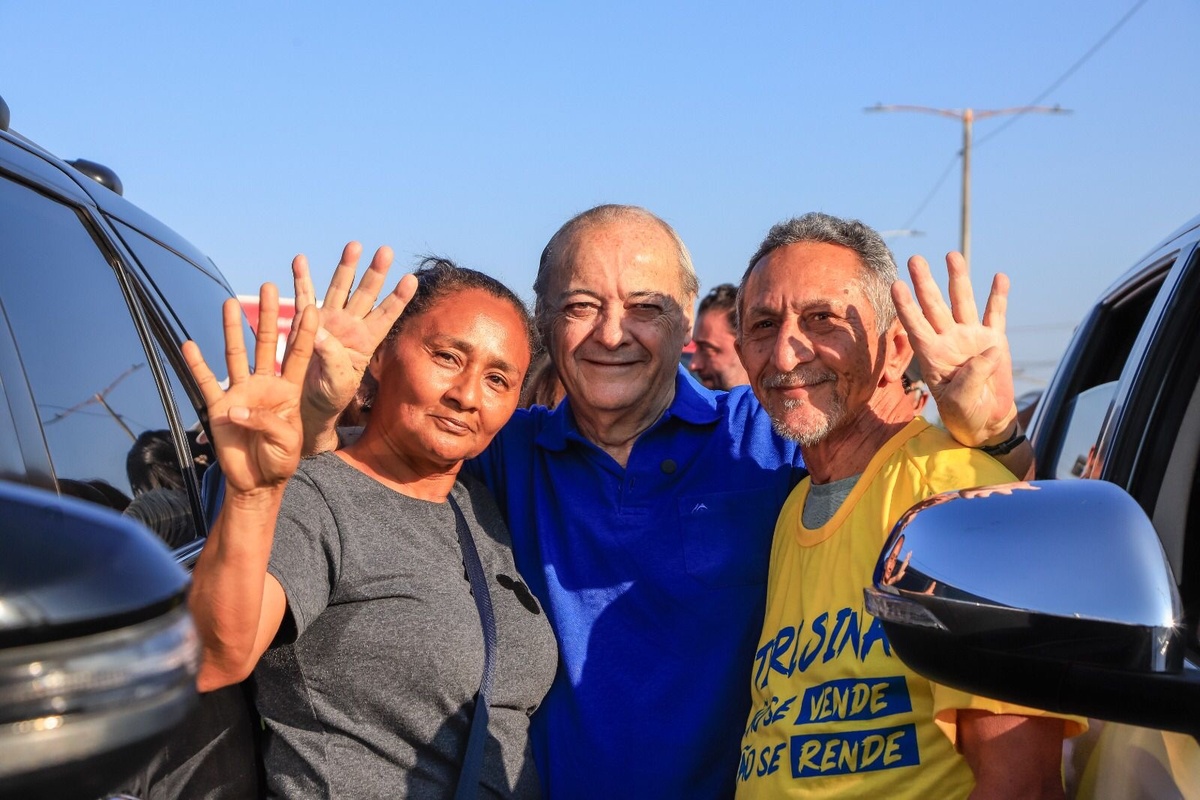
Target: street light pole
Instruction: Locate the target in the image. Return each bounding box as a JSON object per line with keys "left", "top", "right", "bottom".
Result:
{"left": 866, "top": 103, "right": 1069, "bottom": 266}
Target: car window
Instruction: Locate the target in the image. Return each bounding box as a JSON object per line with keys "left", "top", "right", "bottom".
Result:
{"left": 110, "top": 219, "right": 247, "bottom": 373}
{"left": 1051, "top": 381, "right": 1118, "bottom": 480}
{"left": 110, "top": 218, "right": 238, "bottom": 449}
{"left": 0, "top": 355, "right": 26, "bottom": 482}
{"left": 1035, "top": 263, "right": 1169, "bottom": 481}
{"left": 0, "top": 175, "right": 196, "bottom": 546}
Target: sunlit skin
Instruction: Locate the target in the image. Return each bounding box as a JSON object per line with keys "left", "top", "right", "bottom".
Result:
{"left": 736, "top": 241, "right": 912, "bottom": 484}
{"left": 340, "top": 289, "right": 531, "bottom": 500}
{"left": 546, "top": 217, "right": 694, "bottom": 466}
{"left": 690, "top": 307, "right": 749, "bottom": 390}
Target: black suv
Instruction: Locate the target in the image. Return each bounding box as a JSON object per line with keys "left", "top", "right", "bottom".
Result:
{"left": 867, "top": 213, "right": 1200, "bottom": 795}
{"left": 0, "top": 97, "right": 258, "bottom": 797}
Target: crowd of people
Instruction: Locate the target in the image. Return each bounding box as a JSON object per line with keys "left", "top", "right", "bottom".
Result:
{"left": 183, "top": 205, "right": 1081, "bottom": 798}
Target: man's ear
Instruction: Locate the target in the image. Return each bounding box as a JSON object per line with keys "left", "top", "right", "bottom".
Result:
{"left": 883, "top": 320, "right": 912, "bottom": 386}
{"left": 681, "top": 294, "right": 696, "bottom": 340}
{"left": 675, "top": 293, "right": 696, "bottom": 350}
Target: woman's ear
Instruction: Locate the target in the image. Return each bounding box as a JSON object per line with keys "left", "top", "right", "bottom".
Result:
{"left": 367, "top": 346, "right": 387, "bottom": 382}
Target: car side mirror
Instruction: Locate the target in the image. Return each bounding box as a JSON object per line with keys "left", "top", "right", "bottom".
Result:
{"left": 0, "top": 481, "right": 199, "bottom": 799}
{"left": 863, "top": 479, "right": 1198, "bottom": 738}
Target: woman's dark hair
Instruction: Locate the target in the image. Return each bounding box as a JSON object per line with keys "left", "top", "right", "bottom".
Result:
{"left": 382, "top": 256, "right": 535, "bottom": 351}
{"left": 126, "top": 429, "right": 185, "bottom": 494}
{"left": 358, "top": 257, "right": 537, "bottom": 410}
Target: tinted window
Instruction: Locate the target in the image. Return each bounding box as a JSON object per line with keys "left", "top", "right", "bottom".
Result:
{"left": 1051, "top": 382, "right": 1117, "bottom": 480}
{"left": 111, "top": 219, "right": 246, "bottom": 380}
{"left": 0, "top": 355, "right": 27, "bottom": 481}
{"left": 1037, "top": 268, "right": 1168, "bottom": 481}
{"left": 110, "top": 221, "right": 239, "bottom": 532}
{"left": 0, "top": 176, "right": 191, "bottom": 539}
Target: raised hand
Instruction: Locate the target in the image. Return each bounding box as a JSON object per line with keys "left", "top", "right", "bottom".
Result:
{"left": 182, "top": 284, "right": 318, "bottom": 494}
{"left": 892, "top": 252, "right": 1018, "bottom": 449}
{"left": 290, "top": 242, "right": 418, "bottom": 453}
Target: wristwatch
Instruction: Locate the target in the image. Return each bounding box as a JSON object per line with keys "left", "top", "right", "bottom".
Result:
{"left": 977, "top": 424, "right": 1026, "bottom": 457}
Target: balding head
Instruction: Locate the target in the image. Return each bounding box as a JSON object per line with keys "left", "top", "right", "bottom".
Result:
{"left": 534, "top": 205, "right": 698, "bottom": 345}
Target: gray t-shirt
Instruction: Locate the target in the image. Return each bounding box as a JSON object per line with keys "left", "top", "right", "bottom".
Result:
{"left": 254, "top": 453, "right": 559, "bottom": 798}
{"left": 801, "top": 473, "right": 861, "bottom": 529}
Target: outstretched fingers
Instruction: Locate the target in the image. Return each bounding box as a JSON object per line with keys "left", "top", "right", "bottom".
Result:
{"left": 892, "top": 279, "right": 935, "bottom": 352}
{"left": 344, "top": 246, "right": 395, "bottom": 317}
{"left": 945, "top": 252, "right": 980, "bottom": 325}
{"left": 223, "top": 297, "right": 251, "bottom": 384}
{"left": 366, "top": 272, "right": 419, "bottom": 340}
{"left": 253, "top": 283, "right": 281, "bottom": 376}
{"left": 982, "top": 272, "right": 1010, "bottom": 334}
{"left": 906, "top": 255, "right": 954, "bottom": 333}
{"left": 281, "top": 304, "right": 319, "bottom": 386}
{"left": 323, "top": 241, "right": 364, "bottom": 310}
{"left": 292, "top": 254, "right": 317, "bottom": 318}
{"left": 182, "top": 340, "right": 225, "bottom": 409}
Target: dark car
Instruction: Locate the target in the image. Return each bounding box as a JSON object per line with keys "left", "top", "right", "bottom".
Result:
{"left": 866, "top": 213, "right": 1200, "bottom": 796}
{"left": 0, "top": 95, "right": 259, "bottom": 798}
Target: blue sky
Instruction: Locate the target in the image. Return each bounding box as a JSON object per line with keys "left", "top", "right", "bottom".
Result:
{"left": 3, "top": 1, "right": 1197, "bottom": 393}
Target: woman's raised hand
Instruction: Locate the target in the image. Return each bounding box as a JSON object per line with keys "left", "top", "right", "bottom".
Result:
{"left": 290, "top": 242, "right": 418, "bottom": 453}
{"left": 182, "top": 284, "right": 318, "bottom": 495}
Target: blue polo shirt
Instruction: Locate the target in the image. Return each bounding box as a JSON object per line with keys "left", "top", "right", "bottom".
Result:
{"left": 466, "top": 367, "right": 805, "bottom": 798}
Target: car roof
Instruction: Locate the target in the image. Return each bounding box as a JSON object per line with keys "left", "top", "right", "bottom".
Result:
{"left": 0, "top": 125, "right": 221, "bottom": 281}
{"left": 1099, "top": 212, "right": 1200, "bottom": 301}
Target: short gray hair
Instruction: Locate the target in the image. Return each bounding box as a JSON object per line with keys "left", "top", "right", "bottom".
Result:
{"left": 739, "top": 212, "right": 898, "bottom": 333}
{"left": 533, "top": 205, "right": 699, "bottom": 345}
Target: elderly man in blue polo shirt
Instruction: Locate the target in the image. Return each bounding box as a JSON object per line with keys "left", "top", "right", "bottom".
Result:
{"left": 294, "top": 205, "right": 1030, "bottom": 798}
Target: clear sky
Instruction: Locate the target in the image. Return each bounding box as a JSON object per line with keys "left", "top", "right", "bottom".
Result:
{"left": 4, "top": 1, "right": 1197, "bottom": 394}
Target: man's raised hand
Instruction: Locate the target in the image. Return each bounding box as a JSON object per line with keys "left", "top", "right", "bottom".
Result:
{"left": 892, "top": 251, "right": 1019, "bottom": 449}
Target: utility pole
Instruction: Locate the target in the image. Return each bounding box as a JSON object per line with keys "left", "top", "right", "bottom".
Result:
{"left": 866, "top": 104, "right": 1069, "bottom": 266}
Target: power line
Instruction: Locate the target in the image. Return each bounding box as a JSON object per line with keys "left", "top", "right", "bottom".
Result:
{"left": 902, "top": 153, "right": 961, "bottom": 231}
{"left": 974, "top": 0, "right": 1150, "bottom": 149}
{"left": 885, "top": 0, "right": 1149, "bottom": 231}
{"left": 868, "top": 104, "right": 1068, "bottom": 265}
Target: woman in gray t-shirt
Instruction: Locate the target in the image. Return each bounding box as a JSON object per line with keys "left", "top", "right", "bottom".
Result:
{"left": 185, "top": 254, "right": 558, "bottom": 798}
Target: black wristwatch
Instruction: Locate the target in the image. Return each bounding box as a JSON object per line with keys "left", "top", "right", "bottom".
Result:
{"left": 977, "top": 425, "right": 1026, "bottom": 457}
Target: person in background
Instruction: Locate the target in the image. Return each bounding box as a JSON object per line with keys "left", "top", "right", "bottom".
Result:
{"left": 188, "top": 262, "right": 557, "bottom": 798}
{"left": 734, "top": 212, "right": 1079, "bottom": 798}
{"left": 904, "top": 361, "right": 931, "bottom": 416}
{"left": 294, "top": 206, "right": 1035, "bottom": 798}
{"left": 124, "top": 428, "right": 216, "bottom": 547}
{"left": 690, "top": 282, "right": 750, "bottom": 391}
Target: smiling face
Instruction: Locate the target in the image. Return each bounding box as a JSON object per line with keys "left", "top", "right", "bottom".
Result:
{"left": 545, "top": 217, "right": 694, "bottom": 424}
{"left": 368, "top": 288, "right": 531, "bottom": 470}
{"left": 737, "top": 241, "right": 893, "bottom": 445}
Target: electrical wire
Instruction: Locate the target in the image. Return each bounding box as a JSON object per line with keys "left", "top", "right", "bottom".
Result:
{"left": 902, "top": 153, "right": 961, "bottom": 231}
{"left": 974, "top": 0, "right": 1150, "bottom": 149}
{"left": 893, "top": 0, "right": 1149, "bottom": 232}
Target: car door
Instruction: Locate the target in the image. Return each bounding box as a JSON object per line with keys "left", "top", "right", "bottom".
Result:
{"left": 1030, "top": 232, "right": 1200, "bottom": 798}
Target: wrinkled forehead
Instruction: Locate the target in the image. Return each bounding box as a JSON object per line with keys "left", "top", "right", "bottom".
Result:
{"left": 402, "top": 289, "right": 532, "bottom": 366}
{"left": 550, "top": 219, "right": 692, "bottom": 301}
{"left": 744, "top": 243, "right": 870, "bottom": 305}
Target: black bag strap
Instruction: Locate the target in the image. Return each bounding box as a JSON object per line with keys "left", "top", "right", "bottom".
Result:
{"left": 449, "top": 495, "right": 497, "bottom": 800}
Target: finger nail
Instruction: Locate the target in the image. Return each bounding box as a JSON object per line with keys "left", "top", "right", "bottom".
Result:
{"left": 315, "top": 327, "right": 329, "bottom": 343}
{"left": 230, "top": 406, "right": 250, "bottom": 421}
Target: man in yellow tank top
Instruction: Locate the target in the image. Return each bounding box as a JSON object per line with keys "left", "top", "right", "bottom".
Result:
{"left": 733, "top": 213, "right": 1083, "bottom": 799}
